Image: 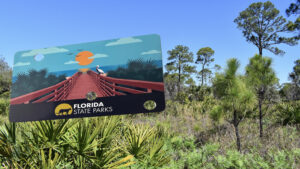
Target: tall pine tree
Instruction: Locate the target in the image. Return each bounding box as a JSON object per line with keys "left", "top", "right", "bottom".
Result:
{"left": 166, "top": 45, "right": 196, "bottom": 93}
{"left": 234, "top": 1, "right": 298, "bottom": 56}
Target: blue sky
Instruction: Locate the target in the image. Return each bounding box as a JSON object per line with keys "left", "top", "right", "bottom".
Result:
{"left": 0, "top": 0, "right": 299, "bottom": 84}
{"left": 12, "top": 34, "right": 162, "bottom": 76}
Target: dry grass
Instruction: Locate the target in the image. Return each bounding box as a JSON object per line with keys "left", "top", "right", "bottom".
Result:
{"left": 125, "top": 101, "right": 300, "bottom": 158}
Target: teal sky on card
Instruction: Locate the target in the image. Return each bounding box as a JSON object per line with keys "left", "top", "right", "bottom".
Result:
{"left": 12, "top": 34, "right": 162, "bottom": 77}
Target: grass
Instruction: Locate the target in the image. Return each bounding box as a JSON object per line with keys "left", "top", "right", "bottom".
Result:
{"left": 0, "top": 99, "right": 299, "bottom": 168}
{"left": 126, "top": 100, "right": 300, "bottom": 168}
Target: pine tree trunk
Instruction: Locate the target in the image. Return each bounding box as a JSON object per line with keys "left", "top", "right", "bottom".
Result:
{"left": 257, "top": 53, "right": 264, "bottom": 138}
{"left": 178, "top": 72, "right": 181, "bottom": 93}
{"left": 259, "top": 47, "right": 263, "bottom": 56}
{"left": 258, "top": 35, "right": 263, "bottom": 56}
{"left": 234, "top": 124, "right": 241, "bottom": 152}
{"left": 233, "top": 110, "right": 241, "bottom": 152}
{"left": 201, "top": 64, "right": 204, "bottom": 87}
{"left": 259, "top": 98, "right": 263, "bottom": 137}
{"left": 178, "top": 57, "right": 181, "bottom": 93}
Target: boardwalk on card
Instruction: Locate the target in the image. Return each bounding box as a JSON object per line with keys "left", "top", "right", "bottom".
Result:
{"left": 10, "top": 70, "right": 164, "bottom": 105}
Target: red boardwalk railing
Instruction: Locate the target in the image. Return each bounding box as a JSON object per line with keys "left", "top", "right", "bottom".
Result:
{"left": 88, "top": 71, "right": 164, "bottom": 96}
{"left": 10, "top": 72, "right": 81, "bottom": 105}
{"left": 10, "top": 70, "right": 164, "bottom": 105}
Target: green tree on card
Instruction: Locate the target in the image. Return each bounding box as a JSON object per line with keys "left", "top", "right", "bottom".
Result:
{"left": 166, "top": 45, "right": 196, "bottom": 93}
{"left": 234, "top": 1, "right": 298, "bottom": 56}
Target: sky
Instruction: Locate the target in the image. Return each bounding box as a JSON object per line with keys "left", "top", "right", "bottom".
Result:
{"left": 12, "top": 34, "right": 162, "bottom": 76}
{"left": 0, "top": 0, "right": 299, "bottom": 84}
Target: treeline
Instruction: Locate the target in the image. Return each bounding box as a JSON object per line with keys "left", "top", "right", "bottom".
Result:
{"left": 11, "top": 69, "right": 66, "bottom": 98}
{"left": 107, "top": 59, "right": 163, "bottom": 82}
{"left": 164, "top": 1, "right": 300, "bottom": 151}
{"left": 0, "top": 57, "right": 11, "bottom": 97}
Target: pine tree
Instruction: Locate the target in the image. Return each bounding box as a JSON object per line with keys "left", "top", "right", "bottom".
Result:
{"left": 195, "top": 47, "right": 215, "bottom": 87}
{"left": 166, "top": 45, "right": 196, "bottom": 93}
{"left": 213, "top": 58, "right": 255, "bottom": 151}
{"left": 245, "top": 54, "right": 278, "bottom": 137}
{"left": 234, "top": 1, "right": 298, "bottom": 56}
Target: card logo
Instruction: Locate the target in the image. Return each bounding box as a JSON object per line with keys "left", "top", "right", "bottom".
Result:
{"left": 55, "top": 103, "right": 73, "bottom": 116}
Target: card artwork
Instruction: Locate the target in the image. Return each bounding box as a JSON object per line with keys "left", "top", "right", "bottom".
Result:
{"left": 10, "top": 34, "right": 165, "bottom": 122}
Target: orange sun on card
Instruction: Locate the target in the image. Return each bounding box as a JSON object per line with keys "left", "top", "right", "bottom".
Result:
{"left": 75, "top": 51, "right": 94, "bottom": 65}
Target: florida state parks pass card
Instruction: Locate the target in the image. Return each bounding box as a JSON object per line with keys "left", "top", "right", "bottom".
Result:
{"left": 10, "top": 34, "right": 165, "bottom": 122}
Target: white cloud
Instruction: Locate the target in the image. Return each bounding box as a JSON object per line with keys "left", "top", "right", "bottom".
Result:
{"left": 141, "top": 49, "right": 161, "bottom": 55}
{"left": 64, "top": 60, "right": 79, "bottom": 65}
{"left": 91, "top": 53, "right": 108, "bottom": 59}
{"left": 105, "top": 37, "right": 142, "bottom": 46}
{"left": 14, "top": 62, "right": 31, "bottom": 67}
{"left": 21, "top": 47, "right": 69, "bottom": 57}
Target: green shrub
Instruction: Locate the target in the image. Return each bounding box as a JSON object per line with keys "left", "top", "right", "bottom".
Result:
{"left": 166, "top": 143, "right": 219, "bottom": 169}
{"left": 0, "top": 91, "right": 10, "bottom": 99}
{"left": 209, "top": 105, "right": 223, "bottom": 125}
{"left": 185, "top": 144, "right": 219, "bottom": 168}
{"left": 274, "top": 101, "right": 300, "bottom": 125}
{"left": 174, "top": 92, "right": 190, "bottom": 104}
{"left": 216, "top": 150, "right": 248, "bottom": 168}
{"left": 165, "top": 100, "right": 183, "bottom": 116}
{"left": 215, "top": 149, "right": 300, "bottom": 169}
{"left": 0, "top": 118, "right": 135, "bottom": 168}
{"left": 0, "top": 98, "right": 9, "bottom": 116}
{"left": 170, "top": 136, "right": 196, "bottom": 152}
{"left": 165, "top": 140, "right": 300, "bottom": 169}
{"left": 121, "top": 123, "right": 171, "bottom": 168}
{"left": 268, "top": 149, "right": 300, "bottom": 169}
